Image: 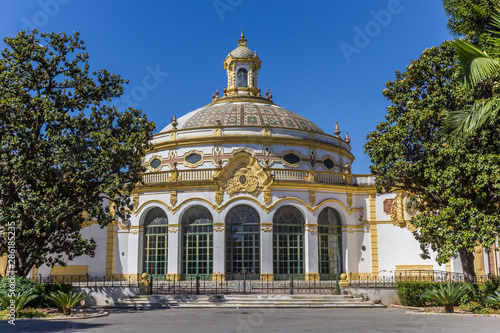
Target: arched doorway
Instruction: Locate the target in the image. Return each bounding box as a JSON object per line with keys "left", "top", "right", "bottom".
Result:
{"left": 273, "top": 205, "right": 305, "bottom": 277}
{"left": 225, "top": 205, "right": 260, "bottom": 278}
{"left": 143, "top": 207, "right": 168, "bottom": 277}
{"left": 318, "top": 207, "right": 343, "bottom": 277}
{"left": 181, "top": 205, "right": 213, "bottom": 278}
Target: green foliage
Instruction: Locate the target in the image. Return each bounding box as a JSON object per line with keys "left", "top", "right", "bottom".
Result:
{"left": 442, "top": 0, "right": 498, "bottom": 45}
{"left": 40, "top": 283, "right": 72, "bottom": 308}
{"left": 46, "top": 290, "right": 87, "bottom": 315}
{"left": 484, "top": 290, "right": 500, "bottom": 306}
{"left": 0, "top": 291, "right": 38, "bottom": 312}
{"left": 14, "top": 307, "right": 49, "bottom": 318}
{"left": 0, "top": 30, "right": 155, "bottom": 277}
{"left": 461, "top": 277, "right": 500, "bottom": 312}
{"left": 0, "top": 276, "right": 44, "bottom": 308}
{"left": 396, "top": 281, "right": 439, "bottom": 307}
{"left": 422, "top": 283, "right": 470, "bottom": 313}
{"left": 365, "top": 42, "right": 500, "bottom": 281}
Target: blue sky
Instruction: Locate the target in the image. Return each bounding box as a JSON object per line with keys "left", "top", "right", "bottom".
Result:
{"left": 0, "top": 0, "right": 452, "bottom": 174}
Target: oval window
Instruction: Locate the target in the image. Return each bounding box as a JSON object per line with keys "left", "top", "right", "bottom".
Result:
{"left": 150, "top": 158, "right": 162, "bottom": 169}
{"left": 283, "top": 153, "right": 300, "bottom": 165}
{"left": 185, "top": 153, "right": 202, "bottom": 164}
{"left": 323, "top": 158, "right": 334, "bottom": 170}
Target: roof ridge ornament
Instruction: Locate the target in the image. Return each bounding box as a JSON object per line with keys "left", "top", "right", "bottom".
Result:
{"left": 238, "top": 29, "right": 247, "bottom": 47}
{"left": 334, "top": 122, "right": 341, "bottom": 137}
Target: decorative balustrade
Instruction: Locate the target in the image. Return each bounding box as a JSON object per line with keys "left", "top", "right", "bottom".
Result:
{"left": 177, "top": 169, "right": 215, "bottom": 181}
{"left": 271, "top": 169, "right": 307, "bottom": 181}
{"left": 142, "top": 171, "right": 171, "bottom": 184}
{"left": 141, "top": 168, "right": 359, "bottom": 186}
{"left": 315, "top": 171, "right": 353, "bottom": 185}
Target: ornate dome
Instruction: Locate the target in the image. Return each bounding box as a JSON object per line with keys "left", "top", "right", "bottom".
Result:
{"left": 230, "top": 46, "right": 256, "bottom": 58}
{"left": 178, "top": 102, "right": 324, "bottom": 133}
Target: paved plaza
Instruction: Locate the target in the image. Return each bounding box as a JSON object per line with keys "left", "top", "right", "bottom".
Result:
{"left": 2, "top": 307, "right": 500, "bottom": 333}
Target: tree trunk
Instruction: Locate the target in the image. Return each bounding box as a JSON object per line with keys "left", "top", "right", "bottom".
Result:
{"left": 458, "top": 248, "right": 476, "bottom": 282}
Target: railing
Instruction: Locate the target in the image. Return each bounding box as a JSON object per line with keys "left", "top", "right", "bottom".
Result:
{"left": 142, "top": 171, "right": 171, "bottom": 184}
{"left": 33, "top": 274, "right": 143, "bottom": 287}
{"left": 348, "top": 274, "right": 396, "bottom": 287}
{"left": 150, "top": 274, "right": 341, "bottom": 295}
{"left": 271, "top": 169, "right": 307, "bottom": 182}
{"left": 315, "top": 171, "right": 352, "bottom": 185}
{"left": 141, "top": 168, "right": 358, "bottom": 186}
{"left": 394, "top": 270, "right": 489, "bottom": 282}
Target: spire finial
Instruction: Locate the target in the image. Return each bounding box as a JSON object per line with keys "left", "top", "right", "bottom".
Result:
{"left": 238, "top": 29, "right": 247, "bottom": 46}
{"left": 344, "top": 132, "right": 350, "bottom": 144}
{"left": 334, "top": 122, "right": 341, "bottom": 136}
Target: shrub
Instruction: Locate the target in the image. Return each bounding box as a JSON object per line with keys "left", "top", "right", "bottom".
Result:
{"left": 396, "top": 281, "right": 439, "bottom": 307}
{"left": 484, "top": 290, "right": 500, "bottom": 307}
{"left": 0, "top": 291, "right": 38, "bottom": 314}
{"left": 46, "top": 290, "right": 87, "bottom": 315}
{"left": 0, "top": 276, "right": 44, "bottom": 308}
{"left": 42, "top": 283, "right": 73, "bottom": 307}
{"left": 422, "top": 283, "right": 470, "bottom": 313}
{"left": 15, "top": 307, "right": 49, "bottom": 318}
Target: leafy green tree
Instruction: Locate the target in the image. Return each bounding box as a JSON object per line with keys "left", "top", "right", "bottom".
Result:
{"left": 442, "top": 0, "right": 498, "bottom": 43}
{"left": 0, "top": 31, "right": 155, "bottom": 277}
{"left": 365, "top": 43, "right": 500, "bottom": 282}
{"left": 443, "top": 6, "right": 500, "bottom": 135}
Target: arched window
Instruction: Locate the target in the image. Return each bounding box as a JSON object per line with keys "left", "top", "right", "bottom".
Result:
{"left": 143, "top": 207, "right": 168, "bottom": 276}
{"left": 273, "top": 205, "right": 305, "bottom": 276}
{"left": 181, "top": 205, "right": 213, "bottom": 277}
{"left": 318, "top": 207, "right": 343, "bottom": 276}
{"left": 225, "top": 205, "right": 260, "bottom": 278}
{"left": 236, "top": 68, "right": 248, "bottom": 87}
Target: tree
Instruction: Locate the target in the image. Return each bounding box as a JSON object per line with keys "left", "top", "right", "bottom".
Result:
{"left": 365, "top": 43, "right": 500, "bottom": 282}
{"left": 0, "top": 31, "right": 155, "bottom": 277}
{"left": 443, "top": 6, "right": 500, "bottom": 135}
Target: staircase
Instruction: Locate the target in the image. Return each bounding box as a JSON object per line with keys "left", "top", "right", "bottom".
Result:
{"left": 112, "top": 294, "right": 384, "bottom": 309}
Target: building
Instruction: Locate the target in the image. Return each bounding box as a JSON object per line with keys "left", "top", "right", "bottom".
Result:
{"left": 19, "top": 32, "right": 499, "bottom": 281}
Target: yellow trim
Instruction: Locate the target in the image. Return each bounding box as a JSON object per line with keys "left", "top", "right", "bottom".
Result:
{"left": 305, "top": 273, "right": 320, "bottom": 281}
{"left": 212, "top": 273, "right": 225, "bottom": 281}
{"left": 105, "top": 224, "right": 115, "bottom": 275}
{"left": 0, "top": 254, "right": 7, "bottom": 277}
{"left": 182, "top": 149, "right": 205, "bottom": 168}
{"left": 51, "top": 265, "right": 89, "bottom": 276}
{"left": 260, "top": 273, "right": 274, "bottom": 281}
{"left": 474, "top": 244, "right": 486, "bottom": 277}
{"left": 134, "top": 196, "right": 365, "bottom": 216}
{"left": 281, "top": 150, "right": 302, "bottom": 168}
{"left": 166, "top": 273, "right": 182, "bottom": 281}
{"left": 369, "top": 194, "right": 379, "bottom": 276}
{"left": 150, "top": 134, "right": 354, "bottom": 163}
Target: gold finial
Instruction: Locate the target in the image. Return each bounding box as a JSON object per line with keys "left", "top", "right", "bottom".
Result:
{"left": 223, "top": 86, "right": 227, "bottom": 96}
{"left": 212, "top": 92, "right": 215, "bottom": 101}
{"left": 265, "top": 89, "right": 269, "bottom": 99}
{"left": 334, "top": 122, "right": 341, "bottom": 136}
{"left": 238, "top": 30, "right": 247, "bottom": 46}
{"left": 269, "top": 92, "right": 273, "bottom": 102}
{"left": 216, "top": 88, "right": 219, "bottom": 98}
{"left": 171, "top": 114, "right": 178, "bottom": 129}
{"left": 344, "top": 132, "right": 350, "bottom": 144}
{"left": 257, "top": 87, "right": 261, "bottom": 97}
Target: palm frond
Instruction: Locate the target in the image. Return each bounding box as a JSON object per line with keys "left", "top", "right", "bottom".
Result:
{"left": 442, "top": 98, "right": 500, "bottom": 135}
{"left": 451, "top": 39, "right": 500, "bottom": 88}
{"left": 484, "top": 290, "right": 500, "bottom": 306}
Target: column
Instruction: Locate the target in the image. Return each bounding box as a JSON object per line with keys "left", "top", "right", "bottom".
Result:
{"left": 369, "top": 193, "right": 379, "bottom": 277}
{"left": 212, "top": 223, "right": 226, "bottom": 281}
{"left": 260, "top": 223, "right": 274, "bottom": 281}
{"left": 167, "top": 224, "right": 181, "bottom": 281}
{"left": 304, "top": 223, "right": 319, "bottom": 281}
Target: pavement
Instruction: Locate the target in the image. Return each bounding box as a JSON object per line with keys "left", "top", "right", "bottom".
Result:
{"left": 2, "top": 307, "right": 500, "bottom": 333}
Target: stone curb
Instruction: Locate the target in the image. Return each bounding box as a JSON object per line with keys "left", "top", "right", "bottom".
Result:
{"left": 389, "top": 305, "right": 500, "bottom": 317}
{"left": 0, "top": 312, "right": 109, "bottom": 323}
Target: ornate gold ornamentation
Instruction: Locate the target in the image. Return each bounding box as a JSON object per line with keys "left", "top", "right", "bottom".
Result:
{"left": 166, "top": 273, "right": 181, "bottom": 281}
{"left": 305, "top": 273, "right": 320, "bottom": 281}
{"left": 215, "top": 189, "right": 223, "bottom": 205}
{"left": 213, "top": 222, "right": 226, "bottom": 232}
{"left": 347, "top": 193, "right": 353, "bottom": 209}
{"left": 263, "top": 190, "right": 271, "bottom": 205}
{"left": 309, "top": 190, "right": 316, "bottom": 206}
{"left": 170, "top": 190, "right": 177, "bottom": 207}
{"left": 168, "top": 224, "right": 181, "bottom": 233}
{"left": 305, "top": 223, "right": 318, "bottom": 233}
{"left": 260, "top": 222, "right": 273, "bottom": 232}
{"left": 215, "top": 151, "right": 273, "bottom": 197}
{"left": 133, "top": 194, "right": 139, "bottom": 210}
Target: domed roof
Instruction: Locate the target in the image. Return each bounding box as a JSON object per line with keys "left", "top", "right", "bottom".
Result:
{"left": 230, "top": 46, "right": 255, "bottom": 58}
{"left": 176, "top": 102, "right": 324, "bottom": 133}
